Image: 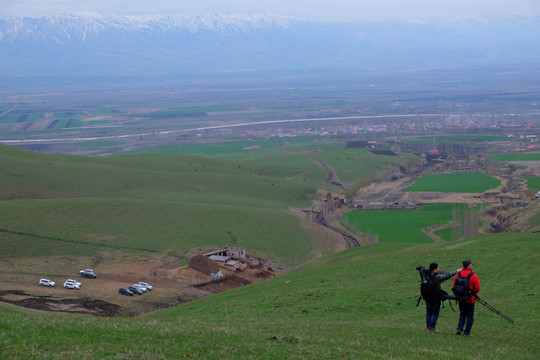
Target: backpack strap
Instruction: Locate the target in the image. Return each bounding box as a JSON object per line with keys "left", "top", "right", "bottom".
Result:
{"left": 456, "top": 270, "right": 474, "bottom": 281}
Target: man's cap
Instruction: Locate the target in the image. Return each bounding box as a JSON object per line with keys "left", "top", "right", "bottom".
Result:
{"left": 462, "top": 258, "right": 474, "bottom": 267}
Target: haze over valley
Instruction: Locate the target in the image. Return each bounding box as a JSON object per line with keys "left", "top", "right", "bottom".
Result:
{"left": 1, "top": 14, "right": 540, "bottom": 155}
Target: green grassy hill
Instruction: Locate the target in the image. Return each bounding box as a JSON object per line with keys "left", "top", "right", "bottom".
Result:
{"left": 134, "top": 138, "right": 416, "bottom": 185}
{"left": 1, "top": 232, "right": 538, "bottom": 359}
{"left": 1, "top": 144, "right": 539, "bottom": 359}
{"left": 0, "top": 144, "right": 322, "bottom": 266}
{"left": 0, "top": 140, "right": 415, "bottom": 266}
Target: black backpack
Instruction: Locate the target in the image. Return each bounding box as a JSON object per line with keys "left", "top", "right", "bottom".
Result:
{"left": 452, "top": 271, "right": 474, "bottom": 301}
{"left": 420, "top": 272, "right": 444, "bottom": 302}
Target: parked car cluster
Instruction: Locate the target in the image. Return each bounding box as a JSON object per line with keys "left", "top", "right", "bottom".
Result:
{"left": 38, "top": 276, "right": 86, "bottom": 290}
{"left": 39, "top": 270, "right": 154, "bottom": 296}
{"left": 119, "top": 281, "right": 153, "bottom": 296}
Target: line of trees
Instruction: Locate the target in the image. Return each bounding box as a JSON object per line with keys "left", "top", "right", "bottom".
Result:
{"left": 452, "top": 205, "right": 479, "bottom": 240}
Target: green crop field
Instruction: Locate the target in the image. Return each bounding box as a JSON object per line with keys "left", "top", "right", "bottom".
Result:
{"left": 0, "top": 114, "right": 20, "bottom": 123}
{"left": 404, "top": 172, "right": 500, "bottom": 193}
{"left": 1, "top": 232, "right": 538, "bottom": 359}
{"left": 435, "top": 226, "right": 454, "bottom": 241}
{"left": 524, "top": 177, "right": 540, "bottom": 191}
{"left": 344, "top": 203, "right": 470, "bottom": 243}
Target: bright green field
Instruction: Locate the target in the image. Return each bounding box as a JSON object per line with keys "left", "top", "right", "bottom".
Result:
{"left": 344, "top": 203, "right": 467, "bottom": 243}
{"left": 1, "top": 232, "right": 538, "bottom": 359}
{"left": 0, "top": 114, "right": 20, "bottom": 123}
{"left": 524, "top": 177, "right": 540, "bottom": 191}
{"left": 405, "top": 172, "right": 500, "bottom": 193}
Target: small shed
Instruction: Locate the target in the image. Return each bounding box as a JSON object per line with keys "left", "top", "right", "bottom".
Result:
{"left": 189, "top": 254, "right": 220, "bottom": 275}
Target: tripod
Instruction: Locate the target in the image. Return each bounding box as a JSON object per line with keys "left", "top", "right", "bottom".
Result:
{"left": 476, "top": 295, "right": 514, "bottom": 324}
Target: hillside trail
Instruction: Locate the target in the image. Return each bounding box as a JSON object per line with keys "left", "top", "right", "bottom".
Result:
{"left": 299, "top": 151, "right": 349, "bottom": 191}
{"left": 420, "top": 221, "right": 454, "bottom": 242}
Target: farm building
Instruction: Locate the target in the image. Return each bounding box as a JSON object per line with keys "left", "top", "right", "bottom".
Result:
{"left": 203, "top": 246, "right": 246, "bottom": 259}
{"left": 189, "top": 254, "right": 220, "bottom": 275}
{"left": 202, "top": 247, "right": 248, "bottom": 271}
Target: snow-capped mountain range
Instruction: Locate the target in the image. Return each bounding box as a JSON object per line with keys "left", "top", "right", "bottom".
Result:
{"left": 1, "top": 13, "right": 539, "bottom": 76}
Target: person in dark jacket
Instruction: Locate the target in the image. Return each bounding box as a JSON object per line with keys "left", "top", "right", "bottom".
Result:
{"left": 425, "top": 262, "right": 458, "bottom": 333}
{"left": 453, "top": 258, "right": 481, "bottom": 336}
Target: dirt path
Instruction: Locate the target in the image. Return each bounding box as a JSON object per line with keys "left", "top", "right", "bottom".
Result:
{"left": 420, "top": 221, "right": 454, "bottom": 242}
{"left": 301, "top": 151, "right": 348, "bottom": 190}
{"left": 399, "top": 191, "right": 489, "bottom": 205}
{"left": 353, "top": 176, "right": 415, "bottom": 203}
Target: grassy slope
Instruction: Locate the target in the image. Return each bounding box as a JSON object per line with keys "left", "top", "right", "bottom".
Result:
{"left": 0, "top": 140, "right": 415, "bottom": 267}
{"left": 0, "top": 145, "right": 317, "bottom": 266}
{"left": 1, "top": 232, "right": 538, "bottom": 359}
{"left": 1, "top": 144, "right": 538, "bottom": 358}
{"left": 136, "top": 138, "right": 413, "bottom": 186}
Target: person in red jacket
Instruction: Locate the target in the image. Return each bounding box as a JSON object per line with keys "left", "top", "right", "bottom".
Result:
{"left": 452, "top": 258, "right": 481, "bottom": 336}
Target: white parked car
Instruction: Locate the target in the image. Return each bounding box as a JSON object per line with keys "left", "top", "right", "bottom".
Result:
{"left": 132, "top": 284, "right": 147, "bottom": 293}
{"left": 39, "top": 279, "right": 56, "bottom": 287}
{"left": 79, "top": 269, "right": 94, "bottom": 274}
{"left": 64, "top": 279, "right": 81, "bottom": 289}
{"left": 138, "top": 281, "right": 153, "bottom": 291}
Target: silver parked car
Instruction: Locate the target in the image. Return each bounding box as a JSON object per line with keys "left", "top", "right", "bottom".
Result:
{"left": 132, "top": 284, "right": 147, "bottom": 293}
{"left": 138, "top": 281, "right": 153, "bottom": 290}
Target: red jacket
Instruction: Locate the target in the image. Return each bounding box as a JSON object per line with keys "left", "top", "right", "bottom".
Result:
{"left": 452, "top": 268, "right": 481, "bottom": 303}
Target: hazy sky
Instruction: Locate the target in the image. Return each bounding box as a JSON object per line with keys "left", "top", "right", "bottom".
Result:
{"left": 2, "top": 0, "right": 540, "bottom": 21}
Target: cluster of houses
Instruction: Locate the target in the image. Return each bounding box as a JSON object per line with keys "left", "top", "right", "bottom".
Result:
{"left": 202, "top": 247, "right": 252, "bottom": 271}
